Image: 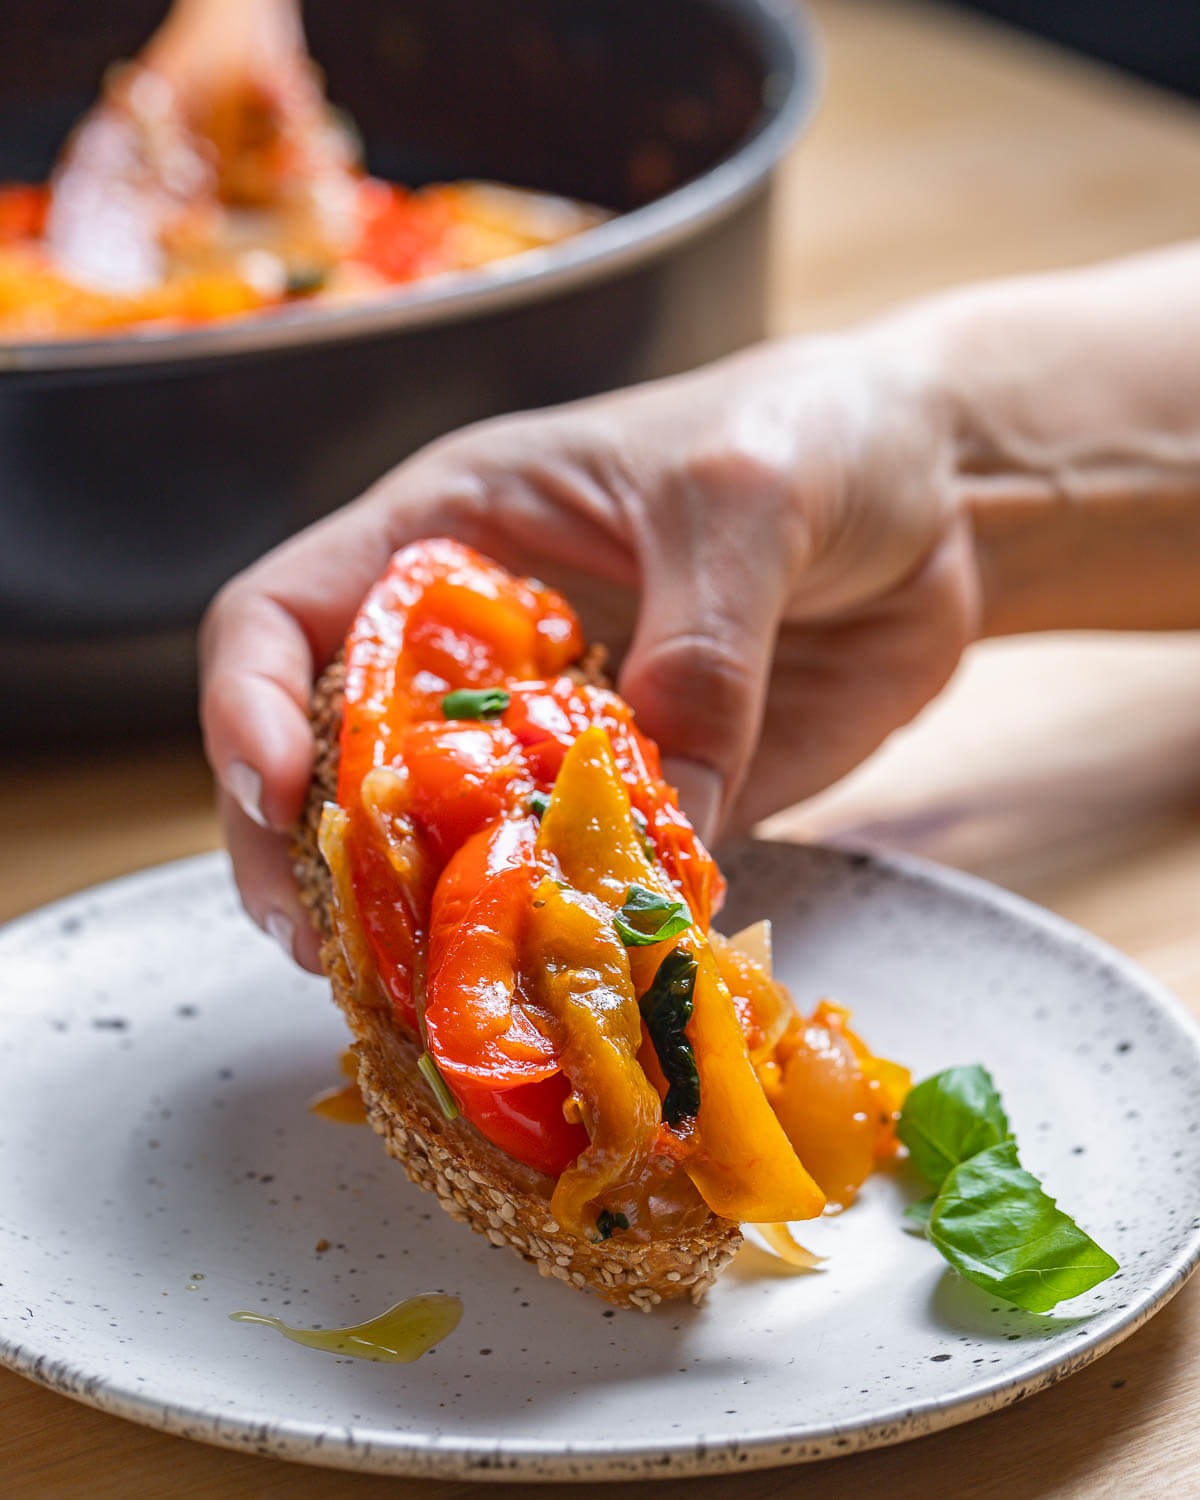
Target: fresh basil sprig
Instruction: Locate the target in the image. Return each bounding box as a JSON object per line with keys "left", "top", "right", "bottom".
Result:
{"left": 441, "top": 687, "right": 510, "bottom": 720}
{"left": 615, "top": 884, "right": 691, "bottom": 947}
{"left": 639, "top": 947, "right": 700, "bottom": 1125}
{"left": 898, "top": 1066, "right": 1117, "bottom": 1312}
{"left": 527, "top": 789, "right": 551, "bottom": 819}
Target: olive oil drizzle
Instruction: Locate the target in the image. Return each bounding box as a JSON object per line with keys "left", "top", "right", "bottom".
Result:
{"left": 229, "top": 1294, "right": 462, "bottom": 1362}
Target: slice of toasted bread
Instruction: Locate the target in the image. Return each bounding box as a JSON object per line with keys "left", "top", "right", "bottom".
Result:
{"left": 292, "top": 656, "right": 742, "bottom": 1309}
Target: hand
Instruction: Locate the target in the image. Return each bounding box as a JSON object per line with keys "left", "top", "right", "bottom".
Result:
{"left": 200, "top": 328, "right": 980, "bottom": 968}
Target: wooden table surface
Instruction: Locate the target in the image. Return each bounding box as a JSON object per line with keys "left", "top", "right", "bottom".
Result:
{"left": 6, "top": 1, "right": 1200, "bottom": 1494}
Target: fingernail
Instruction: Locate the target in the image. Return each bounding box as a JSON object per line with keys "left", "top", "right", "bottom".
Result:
{"left": 264, "top": 908, "right": 295, "bottom": 961}
{"left": 227, "top": 760, "right": 267, "bottom": 828}
{"left": 662, "top": 757, "right": 723, "bottom": 845}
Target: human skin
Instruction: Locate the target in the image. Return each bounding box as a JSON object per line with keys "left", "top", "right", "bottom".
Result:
{"left": 199, "top": 240, "right": 1200, "bottom": 970}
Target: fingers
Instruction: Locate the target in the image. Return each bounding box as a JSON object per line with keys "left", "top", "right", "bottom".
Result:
{"left": 726, "top": 519, "right": 979, "bottom": 828}
{"left": 199, "top": 481, "right": 422, "bottom": 968}
{"left": 616, "top": 468, "right": 789, "bottom": 842}
{"left": 200, "top": 587, "right": 317, "bottom": 829}
{"left": 219, "top": 790, "right": 324, "bottom": 972}
{"left": 199, "top": 483, "right": 417, "bottom": 827}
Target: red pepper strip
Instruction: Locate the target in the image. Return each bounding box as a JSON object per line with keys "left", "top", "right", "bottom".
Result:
{"left": 337, "top": 538, "right": 583, "bottom": 808}
{"left": 399, "top": 719, "right": 530, "bottom": 865}
{"left": 337, "top": 539, "right": 582, "bottom": 1035}
{"left": 424, "top": 816, "right": 558, "bottom": 1087}
{"left": 452, "top": 1072, "right": 588, "bottom": 1180}
{"left": 344, "top": 804, "right": 424, "bottom": 1031}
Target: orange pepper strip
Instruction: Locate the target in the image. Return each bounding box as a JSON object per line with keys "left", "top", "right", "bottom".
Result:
{"left": 814, "top": 1002, "right": 911, "bottom": 1162}
{"left": 769, "top": 1003, "right": 912, "bottom": 1209}
{"left": 537, "top": 728, "right": 826, "bottom": 1224}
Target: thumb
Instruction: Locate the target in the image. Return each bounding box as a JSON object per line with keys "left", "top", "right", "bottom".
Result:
{"left": 616, "top": 536, "right": 785, "bottom": 844}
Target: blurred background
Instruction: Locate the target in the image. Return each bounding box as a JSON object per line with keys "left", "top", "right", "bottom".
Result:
{"left": 2, "top": 0, "right": 1199, "bottom": 740}
{"left": 954, "top": 0, "right": 1200, "bottom": 99}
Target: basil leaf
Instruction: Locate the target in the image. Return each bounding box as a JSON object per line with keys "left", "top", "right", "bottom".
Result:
{"left": 595, "top": 1209, "right": 629, "bottom": 1241}
{"left": 928, "top": 1141, "right": 1119, "bottom": 1313}
{"left": 897, "top": 1065, "right": 1010, "bottom": 1189}
{"left": 614, "top": 884, "right": 691, "bottom": 947}
{"left": 441, "top": 687, "right": 510, "bottom": 720}
{"left": 639, "top": 948, "right": 700, "bottom": 1125}
{"left": 527, "top": 789, "right": 551, "bottom": 818}
{"left": 417, "top": 1051, "right": 460, "bottom": 1121}
{"left": 903, "top": 1194, "right": 935, "bottom": 1233}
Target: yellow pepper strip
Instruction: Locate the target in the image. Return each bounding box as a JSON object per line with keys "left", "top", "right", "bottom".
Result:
{"left": 538, "top": 727, "right": 826, "bottom": 1224}
{"left": 525, "top": 880, "right": 662, "bottom": 1237}
{"left": 318, "top": 803, "right": 380, "bottom": 1002}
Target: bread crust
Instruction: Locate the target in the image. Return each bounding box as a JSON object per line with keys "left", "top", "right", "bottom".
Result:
{"left": 292, "top": 656, "right": 742, "bottom": 1309}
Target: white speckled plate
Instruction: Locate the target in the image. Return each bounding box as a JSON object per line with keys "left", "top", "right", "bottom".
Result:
{"left": 1, "top": 844, "right": 1198, "bottom": 1480}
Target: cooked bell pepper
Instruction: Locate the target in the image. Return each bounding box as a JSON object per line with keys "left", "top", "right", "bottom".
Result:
{"left": 330, "top": 538, "right": 903, "bottom": 1233}
{"left": 525, "top": 878, "right": 662, "bottom": 1236}
{"left": 767, "top": 1002, "right": 911, "bottom": 1210}
{"left": 537, "top": 728, "right": 826, "bottom": 1224}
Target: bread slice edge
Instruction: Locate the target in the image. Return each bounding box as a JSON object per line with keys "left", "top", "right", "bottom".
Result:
{"left": 291, "top": 655, "right": 743, "bottom": 1309}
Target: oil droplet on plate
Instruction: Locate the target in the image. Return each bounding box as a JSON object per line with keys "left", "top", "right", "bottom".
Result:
{"left": 309, "top": 1049, "right": 368, "bottom": 1124}
{"left": 308, "top": 1083, "right": 368, "bottom": 1124}
{"left": 229, "top": 1294, "right": 463, "bottom": 1362}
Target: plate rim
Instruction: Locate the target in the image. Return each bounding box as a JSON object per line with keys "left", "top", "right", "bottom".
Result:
{"left": 2, "top": 843, "right": 1199, "bottom": 1480}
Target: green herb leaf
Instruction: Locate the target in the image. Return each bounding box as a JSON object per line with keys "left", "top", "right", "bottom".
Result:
{"left": 595, "top": 1209, "right": 630, "bottom": 1241}
{"left": 614, "top": 884, "right": 691, "bottom": 947}
{"left": 897, "top": 1065, "right": 1010, "bottom": 1190}
{"left": 899, "top": 1065, "right": 1118, "bottom": 1311}
{"left": 441, "top": 687, "right": 511, "bottom": 720}
{"left": 527, "top": 789, "right": 551, "bottom": 819}
{"left": 631, "top": 807, "right": 657, "bottom": 864}
{"left": 928, "top": 1141, "right": 1120, "bottom": 1313}
{"left": 417, "top": 1051, "right": 460, "bottom": 1121}
{"left": 903, "top": 1194, "right": 935, "bottom": 1234}
{"left": 639, "top": 947, "right": 700, "bottom": 1125}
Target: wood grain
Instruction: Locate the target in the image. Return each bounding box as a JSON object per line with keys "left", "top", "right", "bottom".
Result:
{"left": 5, "top": 0, "right": 1200, "bottom": 1493}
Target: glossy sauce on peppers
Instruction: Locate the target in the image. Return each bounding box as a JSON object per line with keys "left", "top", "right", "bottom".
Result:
{"left": 336, "top": 539, "right": 723, "bottom": 1176}
{"left": 333, "top": 538, "right": 908, "bottom": 1225}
